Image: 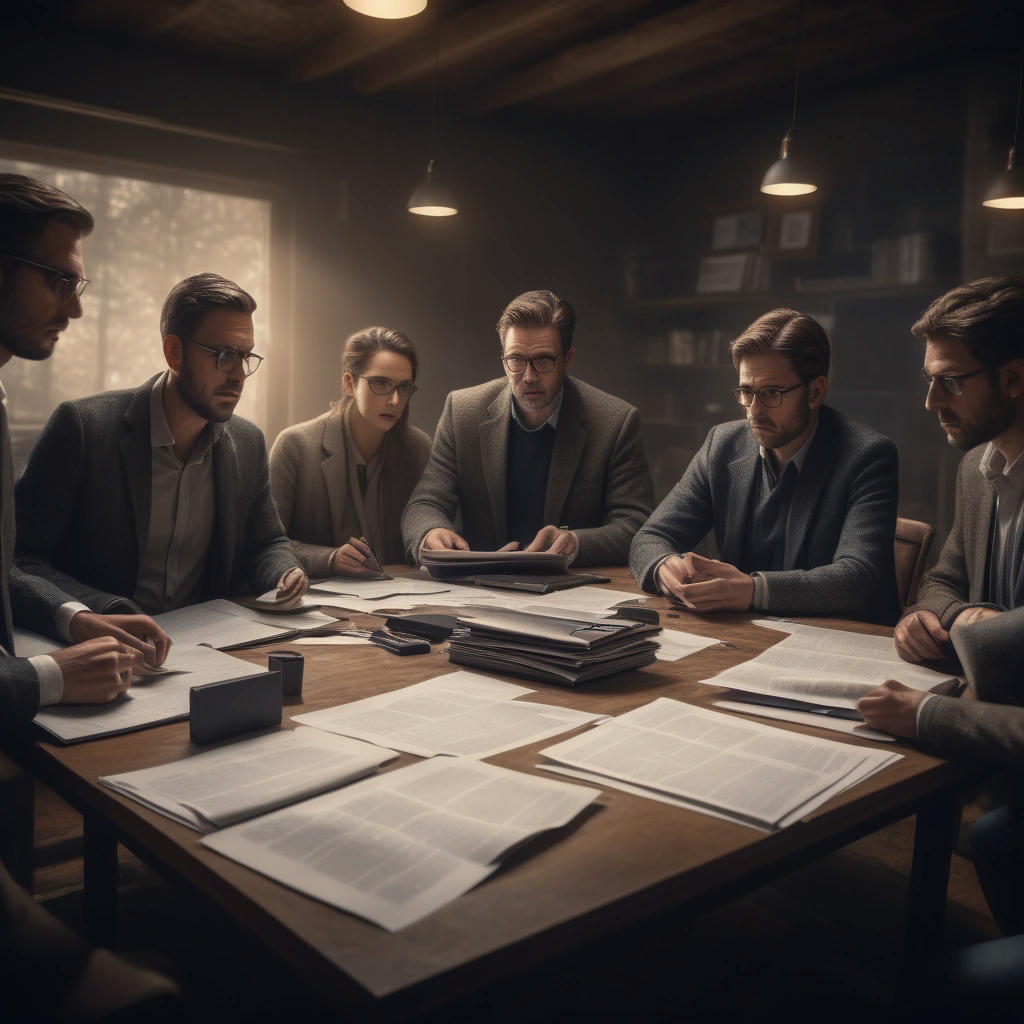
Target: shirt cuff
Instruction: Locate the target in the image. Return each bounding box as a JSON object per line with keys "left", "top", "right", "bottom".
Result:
{"left": 567, "top": 532, "right": 579, "bottom": 567}
{"left": 30, "top": 654, "right": 63, "bottom": 706}
{"left": 915, "top": 692, "right": 937, "bottom": 733}
{"left": 751, "top": 572, "right": 768, "bottom": 610}
{"left": 56, "top": 602, "right": 91, "bottom": 642}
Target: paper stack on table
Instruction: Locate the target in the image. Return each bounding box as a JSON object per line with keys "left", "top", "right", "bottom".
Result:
{"left": 100, "top": 727, "right": 396, "bottom": 832}
{"left": 294, "top": 670, "right": 606, "bottom": 758}
{"left": 202, "top": 757, "right": 600, "bottom": 931}
{"left": 540, "top": 697, "right": 901, "bottom": 830}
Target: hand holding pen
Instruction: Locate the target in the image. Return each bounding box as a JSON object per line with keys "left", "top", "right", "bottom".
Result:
{"left": 331, "top": 536, "right": 388, "bottom": 578}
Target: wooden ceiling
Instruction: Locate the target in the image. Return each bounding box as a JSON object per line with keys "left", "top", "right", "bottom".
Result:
{"left": 69, "top": 0, "right": 1022, "bottom": 121}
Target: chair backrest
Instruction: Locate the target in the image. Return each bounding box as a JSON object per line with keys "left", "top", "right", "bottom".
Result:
{"left": 894, "top": 516, "right": 936, "bottom": 611}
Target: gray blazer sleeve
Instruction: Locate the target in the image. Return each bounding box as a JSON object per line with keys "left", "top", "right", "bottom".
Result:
{"left": 268, "top": 427, "right": 335, "bottom": 578}
{"left": 400, "top": 395, "right": 460, "bottom": 563}
{"left": 573, "top": 406, "right": 654, "bottom": 567}
{"left": 241, "top": 432, "right": 300, "bottom": 594}
{"left": 918, "top": 607, "right": 1024, "bottom": 765}
{"left": 629, "top": 428, "right": 716, "bottom": 592}
{"left": 759, "top": 436, "right": 899, "bottom": 618}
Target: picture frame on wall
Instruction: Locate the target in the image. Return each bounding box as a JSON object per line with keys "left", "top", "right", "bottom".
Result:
{"left": 768, "top": 205, "right": 820, "bottom": 260}
{"left": 708, "top": 209, "right": 764, "bottom": 253}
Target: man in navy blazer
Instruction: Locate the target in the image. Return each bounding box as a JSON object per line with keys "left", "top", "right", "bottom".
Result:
{"left": 629, "top": 308, "right": 900, "bottom": 624}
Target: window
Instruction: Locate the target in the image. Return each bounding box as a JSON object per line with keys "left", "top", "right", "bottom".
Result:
{"left": 0, "top": 157, "right": 272, "bottom": 469}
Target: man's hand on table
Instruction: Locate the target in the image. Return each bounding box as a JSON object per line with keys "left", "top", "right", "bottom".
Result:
{"left": 856, "top": 680, "right": 924, "bottom": 738}
{"left": 420, "top": 528, "right": 470, "bottom": 553}
{"left": 51, "top": 637, "right": 137, "bottom": 704}
{"left": 275, "top": 567, "right": 309, "bottom": 609}
{"left": 69, "top": 611, "right": 171, "bottom": 668}
{"left": 657, "top": 553, "right": 753, "bottom": 611}
{"left": 894, "top": 610, "right": 951, "bottom": 663}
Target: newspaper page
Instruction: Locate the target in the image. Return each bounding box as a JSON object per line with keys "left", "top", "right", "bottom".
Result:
{"left": 540, "top": 698, "right": 900, "bottom": 829}
{"left": 295, "top": 671, "right": 605, "bottom": 758}
{"left": 202, "top": 757, "right": 600, "bottom": 930}
{"left": 100, "top": 727, "right": 396, "bottom": 831}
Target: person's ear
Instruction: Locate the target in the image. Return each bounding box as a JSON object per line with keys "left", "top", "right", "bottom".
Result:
{"left": 163, "top": 335, "right": 183, "bottom": 373}
{"left": 808, "top": 375, "right": 828, "bottom": 409}
{"left": 1000, "top": 358, "right": 1024, "bottom": 399}
{"left": 342, "top": 372, "right": 355, "bottom": 397}
{"left": 563, "top": 346, "right": 576, "bottom": 374}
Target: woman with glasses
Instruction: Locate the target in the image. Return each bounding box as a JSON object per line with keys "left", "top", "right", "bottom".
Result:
{"left": 270, "top": 326, "right": 431, "bottom": 576}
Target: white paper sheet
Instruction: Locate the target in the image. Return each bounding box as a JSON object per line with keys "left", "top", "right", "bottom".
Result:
{"left": 540, "top": 697, "right": 900, "bottom": 830}
{"left": 295, "top": 670, "right": 605, "bottom": 758}
{"left": 33, "top": 646, "right": 258, "bottom": 743}
{"left": 290, "top": 635, "right": 373, "bottom": 646}
{"left": 653, "top": 628, "right": 721, "bottom": 661}
{"left": 152, "top": 602, "right": 290, "bottom": 649}
{"left": 712, "top": 700, "right": 896, "bottom": 743}
{"left": 100, "top": 727, "right": 397, "bottom": 831}
{"left": 202, "top": 757, "right": 600, "bottom": 931}
{"left": 310, "top": 578, "right": 453, "bottom": 599}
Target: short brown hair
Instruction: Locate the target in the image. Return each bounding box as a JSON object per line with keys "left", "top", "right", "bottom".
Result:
{"left": 730, "top": 308, "right": 830, "bottom": 381}
{"left": 912, "top": 277, "right": 1024, "bottom": 368}
{"left": 160, "top": 273, "right": 256, "bottom": 343}
{"left": 0, "top": 173, "right": 94, "bottom": 258}
{"left": 338, "top": 325, "right": 418, "bottom": 428}
{"left": 496, "top": 289, "right": 575, "bottom": 353}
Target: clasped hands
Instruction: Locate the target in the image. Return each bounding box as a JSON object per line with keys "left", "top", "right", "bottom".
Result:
{"left": 656, "top": 552, "right": 754, "bottom": 612}
{"left": 894, "top": 605, "right": 1002, "bottom": 663}
{"left": 421, "top": 524, "right": 578, "bottom": 559}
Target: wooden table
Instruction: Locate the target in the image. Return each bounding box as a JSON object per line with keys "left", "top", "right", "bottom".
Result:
{"left": 15, "top": 568, "right": 976, "bottom": 1019}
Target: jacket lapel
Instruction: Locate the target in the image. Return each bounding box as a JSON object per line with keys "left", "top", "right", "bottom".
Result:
{"left": 209, "top": 429, "right": 239, "bottom": 595}
{"left": 320, "top": 410, "right": 349, "bottom": 546}
{"left": 544, "top": 380, "right": 586, "bottom": 525}
{"left": 119, "top": 378, "right": 157, "bottom": 574}
{"left": 479, "top": 388, "right": 511, "bottom": 543}
{"left": 783, "top": 415, "right": 831, "bottom": 570}
{"left": 721, "top": 449, "right": 760, "bottom": 562}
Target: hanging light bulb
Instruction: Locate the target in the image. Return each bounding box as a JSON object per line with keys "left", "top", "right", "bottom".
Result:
{"left": 343, "top": 0, "right": 427, "bottom": 19}
{"left": 408, "top": 29, "right": 458, "bottom": 217}
{"left": 983, "top": 56, "right": 1024, "bottom": 209}
{"left": 761, "top": 0, "right": 818, "bottom": 197}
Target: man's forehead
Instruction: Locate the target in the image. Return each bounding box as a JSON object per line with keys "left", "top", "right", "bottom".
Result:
{"left": 29, "top": 220, "right": 84, "bottom": 273}
{"left": 924, "top": 336, "right": 978, "bottom": 370}
{"left": 194, "top": 309, "right": 254, "bottom": 349}
{"left": 737, "top": 352, "right": 798, "bottom": 382}
{"left": 503, "top": 325, "right": 560, "bottom": 352}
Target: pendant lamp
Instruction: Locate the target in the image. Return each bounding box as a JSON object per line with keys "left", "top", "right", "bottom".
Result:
{"left": 344, "top": 0, "right": 426, "bottom": 18}
{"left": 761, "top": 0, "right": 817, "bottom": 197}
{"left": 408, "top": 31, "right": 458, "bottom": 217}
{"left": 983, "top": 55, "right": 1024, "bottom": 209}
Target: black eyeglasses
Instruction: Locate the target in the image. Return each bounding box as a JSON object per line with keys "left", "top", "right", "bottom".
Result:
{"left": 733, "top": 381, "right": 808, "bottom": 408}
{"left": 2, "top": 253, "right": 89, "bottom": 301}
{"left": 190, "top": 342, "right": 264, "bottom": 376}
{"left": 502, "top": 353, "right": 561, "bottom": 375}
{"left": 357, "top": 376, "right": 417, "bottom": 398}
{"left": 921, "top": 366, "right": 987, "bottom": 396}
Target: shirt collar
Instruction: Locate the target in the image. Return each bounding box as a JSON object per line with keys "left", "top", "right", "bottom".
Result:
{"left": 759, "top": 414, "right": 820, "bottom": 474}
{"left": 511, "top": 388, "right": 562, "bottom": 432}
{"left": 0, "top": 377, "right": 8, "bottom": 407}
{"left": 150, "top": 370, "right": 225, "bottom": 452}
{"left": 980, "top": 442, "right": 1024, "bottom": 487}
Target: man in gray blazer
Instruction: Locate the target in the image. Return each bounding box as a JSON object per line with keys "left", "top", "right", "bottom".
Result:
{"left": 15, "top": 273, "right": 307, "bottom": 618}
{"left": 896, "top": 277, "right": 1024, "bottom": 664}
{"left": 401, "top": 289, "right": 654, "bottom": 567}
{"left": 629, "top": 309, "right": 900, "bottom": 623}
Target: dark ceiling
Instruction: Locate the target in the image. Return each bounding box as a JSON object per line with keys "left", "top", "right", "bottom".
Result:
{"left": 52, "top": 0, "right": 1024, "bottom": 122}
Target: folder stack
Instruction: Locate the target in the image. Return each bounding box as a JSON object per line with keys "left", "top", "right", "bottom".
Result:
{"left": 447, "top": 606, "right": 660, "bottom": 686}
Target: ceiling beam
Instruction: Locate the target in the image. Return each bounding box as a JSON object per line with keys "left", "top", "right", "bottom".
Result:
{"left": 469, "top": 0, "right": 798, "bottom": 112}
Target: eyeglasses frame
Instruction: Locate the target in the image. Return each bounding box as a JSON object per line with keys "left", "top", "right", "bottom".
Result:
{"left": 189, "top": 340, "right": 264, "bottom": 377}
{"left": 733, "top": 380, "right": 809, "bottom": 409}
{"left": 356, "top": 375, "right": 418, "bottom": 398}
{"left": 2, "top": 253, "right": 90, "bottom": 302}
{"left": 501, "top": 352, "right": 562, "bottom": 375}
{"left": 920, "top": 366, "right": 988, "bottom": 396}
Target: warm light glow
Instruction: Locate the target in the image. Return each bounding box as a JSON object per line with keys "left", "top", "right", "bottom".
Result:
{"left": 761, "top": 181, "right": 818, "bottom": 196}
{"left": 408, "top": 203, "right": 458, "bottom": 217}
{"left": 343, "top": 0, "right": 427, "bottom": 18}
{"left": 983, "top": 195, "right": 1024, "bottom": 209}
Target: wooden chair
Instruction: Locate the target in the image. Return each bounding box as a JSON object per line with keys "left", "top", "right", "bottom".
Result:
{"left": 894, "top": 516, "right": 936, "bottom": 611}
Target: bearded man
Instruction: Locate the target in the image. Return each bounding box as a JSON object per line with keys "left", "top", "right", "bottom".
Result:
{"left": 629, "top": 308, "right": 900, "bottom": 624}
{"left": 14, "top": 272, "right": 306, "bottom": 615}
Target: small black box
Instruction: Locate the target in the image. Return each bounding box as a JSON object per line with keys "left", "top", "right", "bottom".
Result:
{"left": 189, "top": 670, "right": 282, "bottom": 744}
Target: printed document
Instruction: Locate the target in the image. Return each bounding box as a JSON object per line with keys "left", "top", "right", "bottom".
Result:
{"left": 540, "top": 698, "right": 900, "bottom": 829}
{"left": 100, "top": 727, "right": 396, "bottom": 832}
{"left": 295, "top": 670, "right": 605, "bottom": 758}
{"left": 202, "top": 757, "right": 600, "bottom": 931}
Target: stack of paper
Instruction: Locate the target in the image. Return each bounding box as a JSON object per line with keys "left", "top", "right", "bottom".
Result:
{"left": 202, "top": 757, "right": 600, "bottom": 930}
{"left": 100, "top": 728, "right": 396, "bottom": 831}
{"left": 419, "top": 549, "right": 568, "bottom": 578}
{"left": 294, "top": 671, "right": 606, "bottom": 757}
{"left": 153, "top": 599, "right": 341, "bottom": 650}
{"left": 540, "top": 697, "right": 901, "bottom": 830}
{"left": 447, "top": 607, "right": 660, "bottom": 686}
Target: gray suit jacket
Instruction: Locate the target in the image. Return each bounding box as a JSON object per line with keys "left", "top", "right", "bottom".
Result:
{"left": 401, "top": 377, "right": 654, "bottom": 567}
{"left": 270, "top": 409, "right": 431, "bottom": 575}
{"left": 919, "top": 606, "right": 1024, "bottom": 766}
{"left": 13, "top": 374, "right": 296, "bottom": 624}
{"left": 911, "top": 445, "right": 1005, "bottom": 629}
{"left": 629, "top": 406, "right": 901, "bottom": 624}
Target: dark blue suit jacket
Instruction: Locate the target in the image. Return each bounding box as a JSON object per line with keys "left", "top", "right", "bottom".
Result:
{"left": 629, "top": 406, "right": 901, "bottom": 625}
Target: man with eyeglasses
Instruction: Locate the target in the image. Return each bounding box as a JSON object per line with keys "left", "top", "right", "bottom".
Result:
{"left": 630, "top": 308, "right": 900, "bottom": 623}
{"left": 402, "top": 289, "right": 654, "bottom": 565}
{"left": 15, "top": 272, "right": 307, "bottom": 618}
{"left": 895, "top": 276, "right": 1024, "bottom": 666}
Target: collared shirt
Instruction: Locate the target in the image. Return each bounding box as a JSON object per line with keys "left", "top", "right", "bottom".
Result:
{"left": 342, "top": 404, "right": 386, "bottom": 559}
{"left": 133, "top": 372, "right": 222, "bottom": 614}
{"left": 980, "top": 442, "right": 1024, "bottom": 609}
{"left": 510, "top": 389, "right": 562, "bottom": 432}
{"left": 751, "top": 416, "right": 820, "bottom": 609}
